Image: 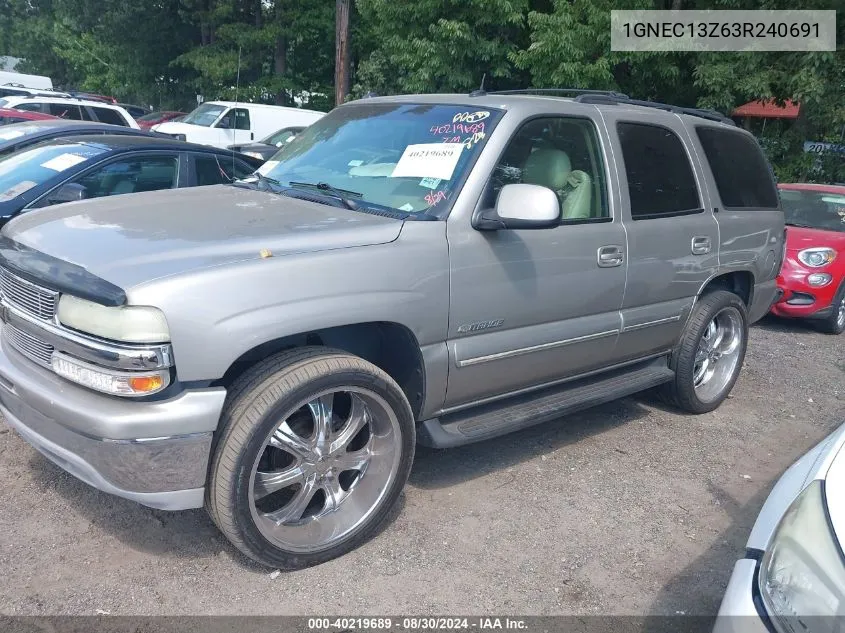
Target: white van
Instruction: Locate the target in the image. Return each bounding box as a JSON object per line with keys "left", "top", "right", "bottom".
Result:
{"left": 0, "top": 71, "right": 53, "bottom": 91}
{"left": 152, "top": 101, "right": 324, "bottom": 149}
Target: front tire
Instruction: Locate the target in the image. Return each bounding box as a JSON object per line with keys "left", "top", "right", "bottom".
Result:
{"left": 206, "top": 347, "right": 415, "bottom": 569}
{"left": 660, "top": 290, "right": 748, "bottom": 414}
{"left": 816, "top": 282, "right": 845, "bottom": 335}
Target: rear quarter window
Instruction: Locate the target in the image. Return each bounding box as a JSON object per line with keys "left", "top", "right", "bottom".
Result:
{"left": 695, "top": 127, "right": 779, "bottom": 209}
{"left": 91, "top": 107, "right": 129, "bottom": 127}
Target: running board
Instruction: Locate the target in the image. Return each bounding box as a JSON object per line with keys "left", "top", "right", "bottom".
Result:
{"left": 417, "top": 358, "right": 673, "bottom": 448}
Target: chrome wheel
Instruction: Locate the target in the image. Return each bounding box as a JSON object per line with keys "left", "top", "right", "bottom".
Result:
{"left": 837, "top": 295, "right": 845, "bottom": 330}
{"left": 693, "top": 306, "right": 744, "bottom": 403}
{"left": 248, "top": 387, "right": 402, "bottom": 554}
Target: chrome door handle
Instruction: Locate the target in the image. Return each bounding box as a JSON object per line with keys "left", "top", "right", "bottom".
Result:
{"left": 691, "top": 236, "right": 712, "bottom": 255}
{"left": 597, "top": 245, "right": 624, "bottom": 268}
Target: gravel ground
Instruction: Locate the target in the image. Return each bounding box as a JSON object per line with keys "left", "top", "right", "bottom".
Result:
{"left": 0, "top": 316, "right": 843, "bottom": 616}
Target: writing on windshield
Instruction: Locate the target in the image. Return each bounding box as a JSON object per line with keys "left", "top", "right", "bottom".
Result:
{"left": 256, "top": 103, "right": 502, "bottom": 215}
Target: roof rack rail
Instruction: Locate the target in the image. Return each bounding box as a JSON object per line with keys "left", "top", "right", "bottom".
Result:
{"left": 573, "top": 94, "right": 735, "bottom": 125}
{"left": 487, "top": 88, "right": 630, "bottom": 99}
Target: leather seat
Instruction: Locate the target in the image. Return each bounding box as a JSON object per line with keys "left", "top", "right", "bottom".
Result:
{"left": 521, "top": 149, "right": 593, "bottom": 219}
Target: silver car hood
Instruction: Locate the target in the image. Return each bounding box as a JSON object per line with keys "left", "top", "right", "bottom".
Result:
{"left": 747, "top": 422, "right": 845, "bottom": 551}
{"left": 2, "top": 185, "right": 403, "bottom": 290}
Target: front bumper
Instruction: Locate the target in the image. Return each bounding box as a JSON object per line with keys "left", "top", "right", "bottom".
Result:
{"left": 770, "top": 256, "right": 839, "bottom": 320}
{"left": 0, "top": 338, "right": 226, "bottom": 510}
{"left": 714, "top": 558, "right": 771, "bottom": 633}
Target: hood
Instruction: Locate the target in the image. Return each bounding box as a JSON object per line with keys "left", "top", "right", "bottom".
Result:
{"left": 747, "top": 422, "right": 845, "bottom": 551}
{"left": 2, "top": 185, "right": 403, "bottom": 290}
{"left": 786, "top": 225, "right": 845, "bottom": 251}
{"left": 823, "top": 428, "right": 845, "bottom": 553}
{"left": 152, "top": 121, "right": 207, "bottom": 136}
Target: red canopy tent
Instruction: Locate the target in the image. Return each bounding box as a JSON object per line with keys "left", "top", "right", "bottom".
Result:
{"left": 732, "top": 99, "right": 800, "bottom": 119}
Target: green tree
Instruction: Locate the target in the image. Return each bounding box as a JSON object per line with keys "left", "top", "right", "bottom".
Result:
{"left": 353, "top": 0, "right": 530, "bottom": 96}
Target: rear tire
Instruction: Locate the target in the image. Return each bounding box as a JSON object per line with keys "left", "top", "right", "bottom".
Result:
{"left": 816, "top": 282, "right": 845, "bottom": 335}
{"left": 660, "top": 290, "right": 748, "bottom": 414}
{"left": 206, "top": 347, "right": 415, "bottom": 569}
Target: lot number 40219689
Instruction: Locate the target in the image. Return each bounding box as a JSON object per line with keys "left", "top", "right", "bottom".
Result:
{"left": 308, "top": 618, "right": 528, "bottom": 630}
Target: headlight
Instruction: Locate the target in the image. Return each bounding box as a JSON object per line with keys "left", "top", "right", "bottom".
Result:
{"left": 798, "top": 248, "right": 837, "bottom": 268}
{"left": 52, "top": 353, "right": 169, "bottom": 396}
{"left": 244, "top": 151, "right": 265, "bottom": 160}
{"left": 58, "top": 295, "right": 170, "bottom": 343}
{"left": 759, "top": 480, "right": 845, "bottom": 631}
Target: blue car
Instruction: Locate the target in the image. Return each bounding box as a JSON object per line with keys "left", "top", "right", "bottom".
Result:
{"left": 0, "top": 134, "right": 262, "bottom": 226}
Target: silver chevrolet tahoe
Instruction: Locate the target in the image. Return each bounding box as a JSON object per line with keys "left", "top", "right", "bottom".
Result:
{"left": 0, "top": 90, "right": 785, "bottom": 568}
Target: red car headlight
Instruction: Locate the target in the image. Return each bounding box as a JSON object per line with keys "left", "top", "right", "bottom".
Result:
{"left": 798, "top": 247, "right": 837, "bottom": 268}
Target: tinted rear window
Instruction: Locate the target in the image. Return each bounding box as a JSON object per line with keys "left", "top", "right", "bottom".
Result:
{"left": 695, "top": 127, "right": 779, "bottom": 209}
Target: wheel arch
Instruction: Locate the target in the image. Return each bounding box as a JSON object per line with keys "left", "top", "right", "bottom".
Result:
{"left": 214, "top": 321, "right": 427, "bottom": 419}
{"left": 698, "top": 269, "right": 755, "bottom": 307}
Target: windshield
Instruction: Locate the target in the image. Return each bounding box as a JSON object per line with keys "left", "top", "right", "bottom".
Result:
{"left": 0, "top": 99, "right": 10, "bottom": 108}
{"left": 780, "top": 188, "right": 845, "bottom": 233}
{"left": 0, "top": 142, "right": 107, "bottom": 201}
{"left": 255, "top": 102, "right": 502, "bottom": 215}
{"left": 181, "top": 103, "right": 226, "bottom": 127}
{"left": 262, "top": 127, "right": 302, "bottom": 146}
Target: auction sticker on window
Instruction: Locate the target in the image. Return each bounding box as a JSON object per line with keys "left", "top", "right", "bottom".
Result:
{"left": 391, "top": 143, "right": 464, "bottom": 181}
{"left": 41, "top": 153, "right": 88, "bottom": 172}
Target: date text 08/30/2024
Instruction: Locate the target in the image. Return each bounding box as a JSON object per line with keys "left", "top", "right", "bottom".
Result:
{"left": 308, "top": 618, "right": 528, "bottom": 630}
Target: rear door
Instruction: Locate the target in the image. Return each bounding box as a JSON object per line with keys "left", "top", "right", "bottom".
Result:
{"left": 47, "top": 102, "right": 84, "bottom": 120}
{"left": 602, "top": 111, "right": 720, "bottom": 362}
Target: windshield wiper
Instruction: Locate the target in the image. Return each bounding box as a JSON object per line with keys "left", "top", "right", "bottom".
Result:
{"left": 234, "top": 171, "right": 282, "bottom": 192}
{"left": 785, "top": 221, "right": 816, "bottom": 228}
{"left": 287, "top": 181, "right": 361, "bottom": 211}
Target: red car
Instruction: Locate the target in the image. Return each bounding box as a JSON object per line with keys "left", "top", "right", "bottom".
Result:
{"left": 770, "top": 183, "right": 845, "bottom": 334}
{"left": 136, "top": 110, "right": 186, "bottom": 130}
{"left": 0, "top": 107, "right": 57, "bottom": 125}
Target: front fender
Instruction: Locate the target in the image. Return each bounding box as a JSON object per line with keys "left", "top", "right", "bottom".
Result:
{"left": 126, "top": 222, "right": 449, "bottom": 382}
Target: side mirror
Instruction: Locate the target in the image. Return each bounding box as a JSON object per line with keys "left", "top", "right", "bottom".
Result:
{"left": 216, "top": 118, "right": 231, "bottom": 129}
{"left": 46, "top": 182, "right": 88, "bottom": 205}
{"left": 474, "top": 183, "right": 560, "bottom": 230}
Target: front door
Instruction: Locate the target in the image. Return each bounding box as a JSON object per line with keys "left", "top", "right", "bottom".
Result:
{"left": 444, "top": 115, "right": 627, "bottom": 409}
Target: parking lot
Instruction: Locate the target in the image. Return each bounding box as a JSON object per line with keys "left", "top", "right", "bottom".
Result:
{"left": 0, "top": 315, "right": 842, "bottom": 616}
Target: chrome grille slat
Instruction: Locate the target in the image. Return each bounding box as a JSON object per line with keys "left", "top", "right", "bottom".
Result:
{"left": 3, "top": 323, "right": 54, "bottom": 367}
{"left": 0, "top": 268, "right": 57, "bottom": 320}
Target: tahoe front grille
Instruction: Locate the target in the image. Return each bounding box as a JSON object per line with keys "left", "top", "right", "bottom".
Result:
{"left": 3, "top": 323, "right": 54, "bottom": 367}
{"left": 0, "top": 267, "right": 58, "bottom": 320}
